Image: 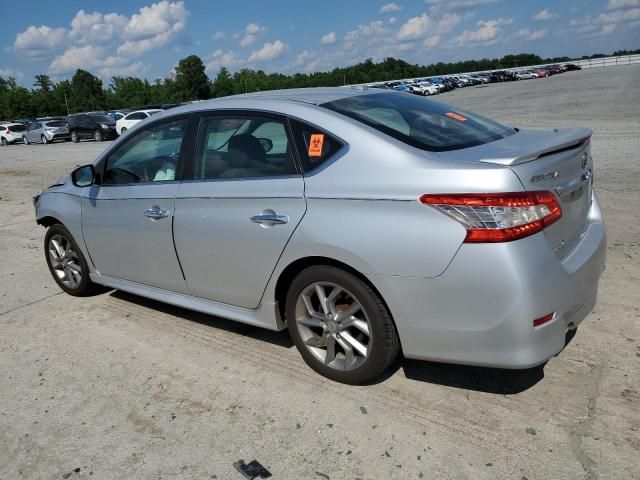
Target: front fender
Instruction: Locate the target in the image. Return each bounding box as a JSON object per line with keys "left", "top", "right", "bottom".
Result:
{"left": 36, "top": 192, "right": 95, "bottom": 273}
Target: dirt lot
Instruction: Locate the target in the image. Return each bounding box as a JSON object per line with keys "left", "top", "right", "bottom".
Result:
{"left": 1, "top": 66, "right": 639, "bottom": 480}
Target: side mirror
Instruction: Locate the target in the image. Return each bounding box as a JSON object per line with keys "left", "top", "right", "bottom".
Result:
{"left": 71, "top": 164, "right": 95, "bottom": 187}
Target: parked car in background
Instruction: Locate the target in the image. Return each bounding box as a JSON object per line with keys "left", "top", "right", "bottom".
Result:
{"left": 515, "top": 70, "right": 537, "bottom": 80}
{"left": 22, "top": 119, "right": 69, "bottom": 145}
{"left": 0, "top": 123, "right": 27, "bottom": 145}
{"left": 108, "top": 110, "right": 131, "bottom": 122}
{"left": 67, "top": 113, "right": 117, "bottom": 143}
{"left": 564, "top": 63, "right": 582, "bottom": 71}
{"left": 116, "top": 109, "right": 163, "bottom": 135}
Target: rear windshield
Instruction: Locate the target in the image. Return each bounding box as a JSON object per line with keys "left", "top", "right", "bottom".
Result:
{"left": 46, "top": 121, "right": 65, "bottom": 127}
{"left": 322, "top": 92, "right": 516, "bottom": 151}
{"left": 8, "top": 124, "right": 26, "bottom": 132}
{"left": 89, "top": 114, "right": 114, "bottom": 123}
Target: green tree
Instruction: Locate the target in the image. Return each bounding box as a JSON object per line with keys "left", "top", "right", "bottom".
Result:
{"left": 69, "top": 69, "right": 105, "bottom": 112}
{"left": 210, "top": 67, "right": 234, "bottom": 98}
{"left": 34, "top": 74, "right": 53, "bottom": 93}
{"left": 174, "top": 55, "right": 210, "bottom": 101}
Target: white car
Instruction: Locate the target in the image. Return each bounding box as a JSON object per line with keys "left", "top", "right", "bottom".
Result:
{"left": 116, "top": 109, "right": 162, "bottom": 136}
{"left": 515, "top": 71, "right": 537, "bottom": 80}
{"left": 417, "top": 82, "right": 440, "bottom": 95}
{"left": 0, "top": 123, "right": 27, "bottom": 146}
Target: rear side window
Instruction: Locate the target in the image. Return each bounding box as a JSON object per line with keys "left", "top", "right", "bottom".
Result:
{"left": 322, "top": 92, "right": 515, "bottom": 152}
{"left": 289, "top": 119, "right": 344, "bottom": 173}
{"left": 193, "top": 115, "right": 297, "bottom": 180}
{"left": 8, "top": 124, "right": 26, "bottom": 132}
{"left": 46, "top": 121, "right": 64, "bottom": 127}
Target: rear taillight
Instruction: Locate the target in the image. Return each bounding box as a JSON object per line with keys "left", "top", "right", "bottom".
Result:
{"left": 420, "top": 191, "right": 562, "bottom": 243}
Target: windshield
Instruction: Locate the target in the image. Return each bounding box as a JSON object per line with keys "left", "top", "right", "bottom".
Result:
{"left": 322, "top": 92, "right": 516, "bottom": 152}
{"left": 89, "top": 114, "right": 114, "bottom": 124}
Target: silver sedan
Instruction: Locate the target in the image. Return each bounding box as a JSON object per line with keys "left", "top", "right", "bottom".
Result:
{"left": 33, "top": 87, "right": 606, "bottom": 384}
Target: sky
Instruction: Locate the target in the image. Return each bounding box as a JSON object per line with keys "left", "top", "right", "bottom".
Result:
{"left": 1, "top": 0, "right": 638, "bottom": 86}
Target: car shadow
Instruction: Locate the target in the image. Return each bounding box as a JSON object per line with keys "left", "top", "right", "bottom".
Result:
{"left": 109, "top": 290, "right": 294, "bottom": 349}
{"left": 108, "top": 290, "right": 579, "bottom": 394}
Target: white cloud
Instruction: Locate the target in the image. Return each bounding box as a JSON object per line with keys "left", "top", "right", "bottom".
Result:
{"left": 426, "top": 0, "right": 499, "bottom": 14}
{"left": 206, "top": 49, "right": 243, "bottom": 72}
{"left": 397, "top": 12, "right": 461, "bottom": 40}
{"left": 99, "top": 61, "right": 148, "bottom": 78}
{"left": 608, "top": 0, "right": 640, "bottom": 8}
{"left": 425, "top": 35, "right": 441, "bottom": 47}
{"left": 453, "top": 17, "right": 512, "bottom": 45}
{"left": 344, "top": 20, "right": 387, "bottom": 45}
{"left": 533, "top": 9, "right": 558, "bottom": 21}
{"left": 248, "top": 40, "right": 288, "bottom": 62}
{"left": 212, "top": 31, "right": 226, "bottom": 40}
{"left": 397, "top": 14, "right": 432, "bottom": 40}
{"left": 571, "top": 6, "right": 640, "bottom": 36}
{"left": 69, "top": 10, "right": 128, "bottom": 44}
{"left": 594, "top": 7, "right": 640, "bottom": 23}
{"left": 239, "top": 22, "right": 267, "bottom": 48}
{"left": 0, "top": 68, "right": 24, "bottom": 80}
{"left": 118, "top": 1, "right": 189, "bottom": 57}
{"left": 320, "top": 32, "right": 337, "bottom": 45}
{"left": 13, "top": 25, "right": 67, "bottom": 57}
{"left": 380, "top": 3, "right": 402, "bottom": 14}
{"left": 515, "top": 28, "right": 547, "bottom": 40}
{"left": 388, "top": 16, "right": 398, "bottom": 24}
{"left": 49, "top": 45, "right": 105, "bottom": 74}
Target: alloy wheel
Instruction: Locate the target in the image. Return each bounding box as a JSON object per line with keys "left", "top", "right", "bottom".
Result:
{"left": 48, "top": 234, "right": 83, "bottom": 289}
{"left": 294, "top": 281, "right": 372, "bottom": 371}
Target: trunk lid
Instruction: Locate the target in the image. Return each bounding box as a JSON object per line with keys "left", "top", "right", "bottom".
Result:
{"left": 445, "top": 128, "right": 593, "bottom": 258}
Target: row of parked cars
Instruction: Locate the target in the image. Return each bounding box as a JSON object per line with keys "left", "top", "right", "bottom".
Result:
{"left": 0, "top": 108, "right": 164, "bottom": 146}
{"left": 367, "top": 63, "right": 582, "bottom": 96}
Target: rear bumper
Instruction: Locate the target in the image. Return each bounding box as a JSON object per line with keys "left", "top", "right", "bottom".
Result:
{"left": 371, "top": 192, "right": 606, "bottom": 369}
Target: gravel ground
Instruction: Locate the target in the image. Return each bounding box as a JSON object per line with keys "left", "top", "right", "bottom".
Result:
{"left": 1, "top": 65, "right": 639, "bottom": 480}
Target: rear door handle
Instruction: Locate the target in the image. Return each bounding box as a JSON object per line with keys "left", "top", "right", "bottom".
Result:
{"left": 143, "top": 206, "right": 169, "bottom": 220}
{"left": 250, "top": 213, "right": 289, "bottom": 225}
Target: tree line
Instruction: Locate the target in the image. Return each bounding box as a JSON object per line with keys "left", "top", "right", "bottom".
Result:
{"left": 1, "top": 49, "right": 638, "bottom": 120}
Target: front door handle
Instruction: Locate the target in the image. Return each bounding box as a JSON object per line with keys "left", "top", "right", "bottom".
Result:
{"left": 250, "top": 213, "right": 289, "bottom": 225}
{"left": 143, "top": 206, "right": 169, "bottom": 220}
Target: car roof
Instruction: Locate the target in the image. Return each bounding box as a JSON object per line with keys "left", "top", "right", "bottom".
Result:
{"left": 162, "top": 87, "right": 377, "bottom": 117}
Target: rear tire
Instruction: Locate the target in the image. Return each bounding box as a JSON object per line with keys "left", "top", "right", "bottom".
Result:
{"left": 286, "top": 265, "right": 399, "bottom": 385}
{"left": 71, "top": 131, "right": 79, "bottom": 143}
{"left": 41, "top": 135, "right": 48, "bottom": 144}
{"left": 120, "top": 127, "right": 127, "bottom": 135}
{"left": 0, "top": 137, "right": 7, "bottom": 146}
{"left": 44, "top": 224, "right": 100, "bottom": 297}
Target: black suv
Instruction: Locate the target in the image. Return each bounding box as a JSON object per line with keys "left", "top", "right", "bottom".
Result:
{"left": 66, "top": 113, "right": 117, "bottom": 143}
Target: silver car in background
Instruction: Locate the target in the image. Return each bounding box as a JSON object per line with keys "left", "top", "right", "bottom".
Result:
{"left": 23, "top": 119, "right": 70, "bottom": 144}
{"left": 33, "top": 87, "right": 606, "bottom": 384}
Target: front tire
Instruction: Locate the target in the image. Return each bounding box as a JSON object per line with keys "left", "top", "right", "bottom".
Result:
{"left": 71, "top": 131, "right": 79, "bottom": 143}
{"left": 93, "top": 130, "right": 103, "bottom": 142}
{"left": 23, "top": 136, "right": 29, "bottom": 145}
{"left": 286, "top": 265, "right": 399, "bottom": 384}
{"left": 0, "top": 137, "right": 7, "bottom": 146}
{"left": 120, "top": 127, "right": 127, "bottom": 135}
{"left": 44, "top": 224, "right": 99, "bottom": 297}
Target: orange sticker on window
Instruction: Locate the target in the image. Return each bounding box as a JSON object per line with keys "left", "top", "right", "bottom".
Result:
{"left": 308, "top": 133, "right": 325, "bottom": 157}
{"left": 445, "top": 112, "right": 467, "bottom": 122}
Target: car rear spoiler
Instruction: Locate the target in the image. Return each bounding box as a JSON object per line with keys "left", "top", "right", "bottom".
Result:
{"left": 477, "top": 128, "right": 592, "bottom": 166}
